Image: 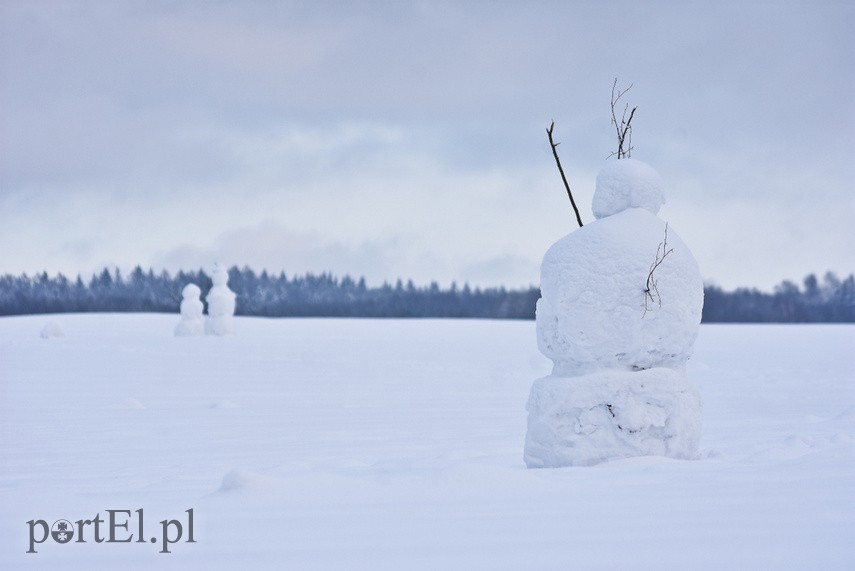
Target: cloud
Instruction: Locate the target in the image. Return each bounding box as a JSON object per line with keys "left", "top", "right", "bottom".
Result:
{"left": 460, "top": 255, "right": 541, "bottom": 289}
{"left": 1, "top": 1, "right": 853, "bottom": 291}
{"left": 153, "top": 220, "right": 545, "bottom": 289}
{"left": 152, "top": 221, "right": 395, "bottom": 282}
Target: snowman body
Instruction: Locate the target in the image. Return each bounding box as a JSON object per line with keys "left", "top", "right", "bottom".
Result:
{"left": 524, "top": 159, "right": 703, "bottom": 467}
{"left": 175, "top": 283, "right": 204, "bottom": 337}
{"left": 205, "top": 263, "right": 236, "bottom": 336}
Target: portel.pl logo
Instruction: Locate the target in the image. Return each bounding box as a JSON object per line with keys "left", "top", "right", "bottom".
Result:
{"left": 26, "top": 509, "right": 195, "bottom": 554}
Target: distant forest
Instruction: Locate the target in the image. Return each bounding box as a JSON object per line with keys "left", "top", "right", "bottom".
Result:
{"left": 1, "top": 267, "right": 853, "bottom": 322}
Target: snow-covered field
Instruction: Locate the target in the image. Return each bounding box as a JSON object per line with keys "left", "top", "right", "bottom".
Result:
{"left": 1, "top": 314, "right": 853, "bottom": 569}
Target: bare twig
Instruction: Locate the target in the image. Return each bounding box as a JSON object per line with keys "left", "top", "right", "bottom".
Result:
{"left": 546, "top": 121, "right": 584, "bottom": 228}
{"left": 608, "top": 78, "right": 637, "bottom": 159}
{"left": 643, "top": 223, "right": 674, "bottom": 317}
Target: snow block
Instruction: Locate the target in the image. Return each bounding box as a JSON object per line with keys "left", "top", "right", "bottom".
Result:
{"left": 536, "top": 208, "right": 703, "bottom": 377}
{"left": 592, "top": 158, "right": 665, "bottom": 219}
{"left": 524, "top": 368, "right": 702, "bottom": 468}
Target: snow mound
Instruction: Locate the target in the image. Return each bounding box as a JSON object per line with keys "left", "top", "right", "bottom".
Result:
{"left": 40, "top": 320, "right": 64, "bottom": 339}
{"left": 536, "top": 208, "right": 703, "bottom": 376}
{"left": 592, "top": 158, "right": 665, "bottom": 219}
{"left": 524, "top": 368, "right": 702, "bottom": 468}
{"left": 117, "top": 397, "right": 145, "bottom": 409}
{"left": 209, "top": 399, "right": 238, "bottom": 409}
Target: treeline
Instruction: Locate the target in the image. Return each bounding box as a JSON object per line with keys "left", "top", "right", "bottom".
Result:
{"left": 0, "top": 267, "right": 853, "bottom": 322}
{"left": 702, "top": 272, "right": 855, "bottom": 323}
{"left": 0, "top": 266, "right": 540, "bottom": 319}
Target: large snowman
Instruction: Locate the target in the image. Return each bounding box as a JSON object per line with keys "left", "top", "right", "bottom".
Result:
{"left": 524, "top": 158, "right": 704, "bottom": 467}
{"left": 205, "top": 263, "right": 237, "bottom": 336}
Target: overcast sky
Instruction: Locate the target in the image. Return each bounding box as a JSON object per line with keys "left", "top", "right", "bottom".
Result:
{"left": 1, "top": 0, "right": 853, "bottom": 290}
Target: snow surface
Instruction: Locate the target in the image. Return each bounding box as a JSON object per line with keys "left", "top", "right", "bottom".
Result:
{"left": 592, "top": 158, "right": 665, "bottom": 219}
{"left": 1, "top": 314, "right": 853, "bottom": 570}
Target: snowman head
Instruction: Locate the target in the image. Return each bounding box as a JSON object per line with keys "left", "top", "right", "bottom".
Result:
{"left": 592, "top": 158, "right": 665, "bottom": 219}
{"left": 211, "top": 263, "right": 229, "bottom": 287}
{"left": 182, "top": 283, "right": 201, "bottom": 299}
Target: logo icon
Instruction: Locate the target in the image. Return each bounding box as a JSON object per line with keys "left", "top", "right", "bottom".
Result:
{"left": 51, "top": 520, "right": 74, "bottom": 544}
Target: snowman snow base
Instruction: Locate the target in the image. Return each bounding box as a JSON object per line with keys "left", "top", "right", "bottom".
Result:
{"left": 523, "top": 368, "right": 701, "bottom": 468}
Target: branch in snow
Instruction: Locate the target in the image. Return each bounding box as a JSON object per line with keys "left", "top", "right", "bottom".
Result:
{"left": 608, "top": 78, "right": 637, "bottom": 160}
{"left": 546, "top": 121, "right": 584, "bottom": 228}
{"left": 643, "top": 223, "right": 674, "bottom": 317}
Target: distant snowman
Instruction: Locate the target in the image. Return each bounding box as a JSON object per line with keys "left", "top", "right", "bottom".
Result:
{"left": 205, "top": 263, "right": 236, "bottom": 336}
{"left": 174, "top": 283, "right": 204, "bottom": 337}
{"left": 40, "top": 319, "right": 65, "bottom": 339}
{"left": 524, "top": 158, "right": 704, "bottom": 467}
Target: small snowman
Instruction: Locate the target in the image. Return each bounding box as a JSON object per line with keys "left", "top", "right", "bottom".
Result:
{"left": 524, "top": 158, "right": 704, "bottom": 467}
{"left": 174, "top": 283, "right": 204, "bottom": 337}
{"left": 205, "top": 263, "right": 236, "bottom": 336}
